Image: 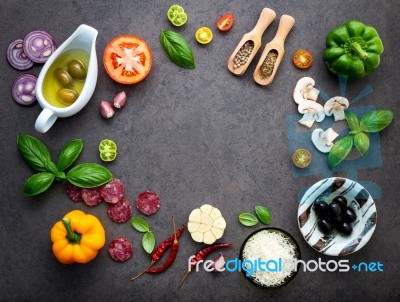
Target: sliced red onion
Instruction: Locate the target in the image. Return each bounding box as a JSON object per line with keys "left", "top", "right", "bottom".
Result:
{"left": 11, "top": 74, "right": 37, "bottom": 105}
{"left": 100, "top": 101, "right": 115, "bottom": 118}
{"left": 23, "top": 30, "right": 56, "bottom": 63}
{"left": 7, "top": 39, "right": 34, "bottom": 70}
{"left": 113, "top": 91, "right": 127, "bottom": 108}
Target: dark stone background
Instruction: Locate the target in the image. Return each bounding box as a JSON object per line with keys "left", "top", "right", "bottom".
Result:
{"left": 1, "top": 0, "right": 399, "bottom": 301}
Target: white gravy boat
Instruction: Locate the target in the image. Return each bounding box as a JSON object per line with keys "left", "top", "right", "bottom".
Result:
{"left": 35, "top": 24, "right": 98, "bottom": 133}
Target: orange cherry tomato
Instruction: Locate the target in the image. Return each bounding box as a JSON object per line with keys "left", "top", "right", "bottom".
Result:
{"left": 103, "top": 35, "right": 152, "bottom": 84}
{"left": 293, "top": 49, "right": 313, "bottom": 69}
{"left": 217, "top": 13, "right": 234, "bottom": 32}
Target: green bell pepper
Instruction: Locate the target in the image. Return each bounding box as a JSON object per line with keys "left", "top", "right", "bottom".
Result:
{"left": 323, "top": 20, "right": 384, "bottom": 80}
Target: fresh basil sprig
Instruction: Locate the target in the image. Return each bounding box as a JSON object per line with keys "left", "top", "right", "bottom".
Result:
{"left": 17, "top": 134, "right": 54, "bottom": 172}
{"left": 255, "top": 205, "right": 271, "bottom": 225}
{"left": 160, "top": 30, "right": 195, "bottom": 69}
{"left": 17, "top": 134, "right": 113, "bottom": 196}
{"left": 131, "top": 217, "right": 155, "bottom": 254}
{"left": 56, "top": 139, "right": 83, "bottom": 171}
{"left": 239, "top": 213, "right": 258, "bottom": 227}
{"left": 328, "top": 109, "right": 393, "bottom": 169}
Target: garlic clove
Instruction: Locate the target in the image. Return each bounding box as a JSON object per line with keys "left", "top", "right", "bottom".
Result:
{"left": 113, "top": 91, "right": 127, "bottom": 108}
{"left": 99, "top": 101, "right": 115, "bottom": 119}
{"left": 210, "top": 253, "right": 226, "bottom": 272}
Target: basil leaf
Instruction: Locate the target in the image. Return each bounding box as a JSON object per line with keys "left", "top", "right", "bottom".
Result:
{"left": 360, "top": 110, "right": 394, "bottom": 133}
{"left": 328, "top": 136, "right": 354, "bottom": 169}
{"left": 17, "top": 134, "right": 53, "bottom": 172}
{"left": 142, "top": 231, "right": 155, "bottom": 254}
{"left": 131, "top": 217, "right": 150, "bottom": 233}
{"left": 56, "top": 139, "right": 83, "bottom": 171}
{"left": 23, "top": 172, "right": 55, "bottom": 196}
{"left": 255, "top": 205, "right": 271, "bottom": 225}
{"left": 354, "top": 132, "right": 370, "bottom": 155}
{"left": 239, "top": 213, "right": 258, "bottom": 227}
{"left": 345, "top": 111, "right": 360, "bottom": 132}
{"left": 66, "top": 163, "right": 112, "bottom": 188}
{"left": 160, "top": 30, "right": 195, "bottom": 69}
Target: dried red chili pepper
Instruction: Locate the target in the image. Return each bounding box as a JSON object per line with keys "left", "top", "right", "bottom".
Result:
{"left": 146, "top": 216, "right": 179, "bottom": 274}
{"left": 131, "top": 221, "right": 185, "bottom": 280}
{"left": 178, "top": 242, "right": 233, "bottom": 288}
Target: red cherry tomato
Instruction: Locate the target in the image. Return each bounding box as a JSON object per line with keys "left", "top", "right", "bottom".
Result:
{"left": 293, "top": 49, "right": 313, "bottom": 69}
{"left": 217, "top": 13, "right": 234, "bottom": 32}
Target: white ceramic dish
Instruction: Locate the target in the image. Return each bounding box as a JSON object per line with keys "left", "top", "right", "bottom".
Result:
{"left": 297, "top": 177, "right": 377, "bottom": 256}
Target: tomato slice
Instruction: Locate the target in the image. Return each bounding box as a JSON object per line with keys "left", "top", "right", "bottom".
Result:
{"left": 167, "top": 5, "right": 184, "bottom": 21}
{"left": 292, "top": 149, "right": 312, "bottom": 168}
{"left": 293, "top": 49, "right": 313, "bottom": 69}
{"left": 217, "top": 13, "right": 234, "bottom": 32}
{"left": 103, "top": 35, "right": 152, "bottom": 84}
{"left": 195, "top": 27, "right": 213, "bottom": 44}
{"left": 99, "top": 139, "right": 117, "bottom": 162}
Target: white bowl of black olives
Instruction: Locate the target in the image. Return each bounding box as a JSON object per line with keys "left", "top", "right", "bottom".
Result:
{"left": 297, "top": 177, "right": 377, "bottom": 256}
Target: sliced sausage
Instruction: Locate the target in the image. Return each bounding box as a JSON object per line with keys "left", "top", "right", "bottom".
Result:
{"left": 81, "top": 187, "right": 103, "bottom": 206}
{"left": 107, "top": 199, "right": 132, "bottom": 223}
{"left": 108, "top": 237, "right": 133, "bottom": 262}
{"left": 136, "top": 191, "right": 160, "bottom": 216}
{"left": 66, "top": 183, "right": 82, "bottom": 202}
{"left": 100, "top": 178, "right": 125, "bottom": 204}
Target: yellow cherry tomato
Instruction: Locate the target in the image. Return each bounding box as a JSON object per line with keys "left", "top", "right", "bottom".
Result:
{"left": 195, "top": 27, "right": 213, "bottom": 44}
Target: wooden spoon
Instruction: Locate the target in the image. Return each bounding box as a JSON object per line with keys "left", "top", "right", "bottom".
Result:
{"left": 253, "top": 14, "right": 295, "bottom": 86}
{"left": 227, "top": 8, "right": 276, "bottom": 76}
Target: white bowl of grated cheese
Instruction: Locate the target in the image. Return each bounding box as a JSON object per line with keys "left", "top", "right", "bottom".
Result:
{"left": 239, "top": 228, "right": 301, "bottom": 288}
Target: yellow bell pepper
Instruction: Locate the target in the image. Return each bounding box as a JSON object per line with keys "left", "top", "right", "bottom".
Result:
{"left": 50, "top": 210, "right": 106, "bottom": 264}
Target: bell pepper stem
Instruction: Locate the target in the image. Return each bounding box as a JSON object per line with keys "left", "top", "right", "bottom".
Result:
{"left": 350, "top": 42, "right": 368, "bottom": 60}
{"left": 62, "top": 218, "right": 82, "bottom": 244}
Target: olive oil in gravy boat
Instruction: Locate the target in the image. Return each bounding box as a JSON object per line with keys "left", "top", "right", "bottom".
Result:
{"left": 35, "top": 24, "right": 98, "bottom": 133}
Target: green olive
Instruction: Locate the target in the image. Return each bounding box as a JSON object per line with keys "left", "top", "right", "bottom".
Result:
{"left": 54, "top": 68, "right": 73, "bottom": 87}
{"left": 57, "top": 88, "right": 79, "bottom": 105}
{"left": 68, "top": 59, "right": 87, "bottom": 80}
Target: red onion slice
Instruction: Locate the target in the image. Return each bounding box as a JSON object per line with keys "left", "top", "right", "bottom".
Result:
{"left": 23, "top": 30, "right": 56, "bottom": 63}
{"left": 11, "top": 74, "right": 37, "bottom": 105}
{"left": 7, "top": 39, "right": 34, "bottom": 70}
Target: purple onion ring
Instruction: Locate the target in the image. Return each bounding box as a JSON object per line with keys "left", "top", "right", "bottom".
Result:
{"left": 11, "top": 74, "right": 37, "bottom": 106}
{"left": 23, "top": 30, "right": 56, "bottom": 63}
{"left": 7, "top": 39, "right": 34, "bottom": 70}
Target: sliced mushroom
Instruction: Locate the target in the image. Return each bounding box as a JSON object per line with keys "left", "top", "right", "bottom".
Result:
{"left": 293, "top": 77, "right": 320, "bottom": 104}
{"left": 324, "top": 96, "right": 349, "bottom": 121}
{"left": 298, "top": 100, "right": 325, "bottom": 128}
{"left": 311, "top": 128, "right": 339, "bottom": 153}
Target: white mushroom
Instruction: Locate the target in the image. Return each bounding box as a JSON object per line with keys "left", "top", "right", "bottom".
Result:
{"left": 298, "top": 100, "right": 325, "bottom": 128}
{"left": 311, "top": 128, "right": 339, "bottom": 153}
{"left": 293, "top": 77, "right": 320, "bottom": 104}
{"left": 324, "top": 96, "right": 349, "bottom": 121}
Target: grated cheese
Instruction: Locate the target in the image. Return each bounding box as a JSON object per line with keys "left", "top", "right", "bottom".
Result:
{"left": 242, "top": 230, "right": 297, "bottom": 287}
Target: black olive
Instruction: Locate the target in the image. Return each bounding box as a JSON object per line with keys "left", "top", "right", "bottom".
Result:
{"left": 332, "top": 196, "right": 348, "bottom": 209}
{"left": 342, "top": 208, "right": 357, "bottom": 223}
{"left": 317, "top": 219, "right": 332, "bottom": 235}
{"left": 313, "top": 202, "right": 327, "bottom": 218}
{"left": 330, "top": 215, "right": 343, "bottom": 227}
{"left": 328, "top": 202, "right": 342, "bottom": 217}
{"left": 337, "top": 222, "right": 353, "bottom": 236}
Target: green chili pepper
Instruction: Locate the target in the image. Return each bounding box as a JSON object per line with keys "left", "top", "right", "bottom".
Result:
{"left": 323, "top": 20, "right": 384, "bottom": 80}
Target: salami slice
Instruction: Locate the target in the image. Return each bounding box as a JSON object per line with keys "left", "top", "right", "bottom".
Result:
{"left": 136, "top": 191, "right": 160, "bottom": 216}
{"left": 107, "top": 199, "right": 132, "bottom": 223}
{"left": 108, "top": 237, "right": 133, "bottom": 262}
{"left": 100, "top": 178, "right": 125, "bottom": 204}
{"left": 81, "top": 188, "right": 103, "bottom": 206}
{"left": 66, "top": 183, "right": 82, "bottom": 202}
